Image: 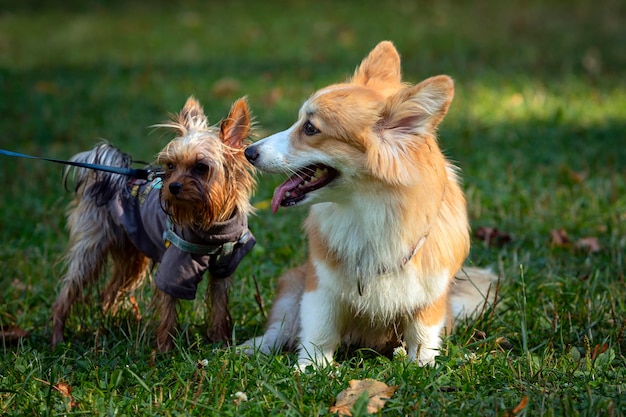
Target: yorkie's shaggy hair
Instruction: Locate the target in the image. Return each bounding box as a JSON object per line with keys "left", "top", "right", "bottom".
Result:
{"left": 51, "top": 97, "right": 256, "bottom": 352}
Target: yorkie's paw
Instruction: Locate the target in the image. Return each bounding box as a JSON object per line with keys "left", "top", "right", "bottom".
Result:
{"left": 156, "top": 335, "right": 175, "bottom": 353}
{"left": 207, "top": 325, "right": 232, "bottom": 345}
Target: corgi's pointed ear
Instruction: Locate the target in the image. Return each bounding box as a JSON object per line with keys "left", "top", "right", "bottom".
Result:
{"left": 366, "top": 76, "right": 454, "bottom": 185}
{"left": 351, "top": 41, "right": 402, "bottom": 89}
{"left": 220, "top": 97, "right": 251, "bottom": 149}
{"left": 180, "top": 96, "right": 208, "bottom": 130}
{"left": 380, "top": 75, "right": 454, "bottom": 134}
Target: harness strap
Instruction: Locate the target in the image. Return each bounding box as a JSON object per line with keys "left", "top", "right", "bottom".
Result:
{"left": 163, "top": 219, "right": 252, "bottom": 259}
{"left": 357, "top": 234, "right": 429, "bottom": 296}
{"left": 130, "top": 177, "right": 163, "bottom": 204}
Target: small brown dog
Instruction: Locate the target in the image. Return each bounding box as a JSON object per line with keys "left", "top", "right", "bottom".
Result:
{"left": 51, "top": 97, "right": 256, "bottom": 352}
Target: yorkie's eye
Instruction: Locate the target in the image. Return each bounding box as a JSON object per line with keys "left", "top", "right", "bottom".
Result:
{"left": 193, "top": 162, "right": 210, "bottom": 175}
{"left": 303, "top": 121, "right": 320, "bottom": 136}
{"left": 166, "top": 162, "right": 175, "bottom": 170}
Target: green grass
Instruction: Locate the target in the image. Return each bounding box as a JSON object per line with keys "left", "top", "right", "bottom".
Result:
{"left": 1, "top": 0, "right": 625, "bottom": 415}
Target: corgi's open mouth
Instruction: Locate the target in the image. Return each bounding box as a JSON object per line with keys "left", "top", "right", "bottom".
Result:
{"left": 271, "top": 164, "right": 339, "bottom": 213}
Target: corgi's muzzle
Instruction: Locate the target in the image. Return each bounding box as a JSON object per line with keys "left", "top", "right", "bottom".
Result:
{"left": 244, "top": 140, "right": 338, "bottom": 213}
{"left": 244, "top": 136, "right": 285, "bottom": 171}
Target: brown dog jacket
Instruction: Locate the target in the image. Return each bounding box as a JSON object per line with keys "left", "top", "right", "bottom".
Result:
{"left": 107, "top": 178, "right": 255, "bottom": 300}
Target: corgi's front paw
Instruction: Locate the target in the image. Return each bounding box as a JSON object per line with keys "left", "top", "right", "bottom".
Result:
{"left": 417, "top": 348, "right": 438, "bottom": 367}
{"left": 296, "top": 350, "right": 335, "bottom": 371}
{"left": 295, "top": 357, "right": 335, "bottom": 373}
{"left": 240, "top": 335, "right": 282, "bottom": 356}
{"left": 239, "top": 336, "right": 267, "bottom": 356}
{"left": 296, "top": 359, "right": 312, "bottom": 372}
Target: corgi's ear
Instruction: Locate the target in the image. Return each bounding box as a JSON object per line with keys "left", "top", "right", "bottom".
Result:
{"left": 220, "top": 97, "right": 251, "bottom": 149}
{"left": 366, "top": 76, "right": 454, "bottom": 184}
{"left": 351, "top": 41, "right": 402, "bottom": 89}
{"left": 180, "top": 96, "right": 208, "bottom": 131}
{"left": 380, "top": 75, "right": 454, "bottom": 135}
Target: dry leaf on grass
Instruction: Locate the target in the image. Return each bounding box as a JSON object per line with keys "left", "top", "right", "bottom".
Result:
{"left": 54, "top": 381, "right": 79, "bottom": 409}
{"left": 54, "top": 382, "right": 72, "bottom": 398}
{"left": 474, "top": 226, "right": 512, "bottom": 247}
{"left": 212, "top": 77, "right": 241, "bottom": 97}
{"left": 0, "top": 325, "right": 28, "bottom": 343}
{"left": 500, "top": 396, "right": 528, "bottom": 416}
{"left": 550, "top": 229, "right": 571, "bottom": 247}
{"left": 33, "top": 380, "right": 80, "bottom": 410}
{"left": 591, "top": 343, "right": 609, "bottom": 360}
{"left": 551, "top": 229, "right": 601, "bottom": 253}
{"left": 263, "top": 87, "right": 283, "bottom": 107}
{"left": 329, "top": 379, "right": 397, "bottom": 416}
{"left": 575, "top": 237, "right": 601, "bottom": 253}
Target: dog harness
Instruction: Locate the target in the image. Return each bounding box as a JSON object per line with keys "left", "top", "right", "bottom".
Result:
{"left": 107, "top": 178, "right": 255, "bottom": 300}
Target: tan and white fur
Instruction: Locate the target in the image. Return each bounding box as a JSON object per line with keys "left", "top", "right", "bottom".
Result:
{"left": 242, "top": 41, "right": 496, "bottom": 368}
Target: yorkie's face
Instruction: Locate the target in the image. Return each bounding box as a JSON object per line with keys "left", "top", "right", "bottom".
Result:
{"left": 155, "top": 96, "right": 255, "bottom": 230}
{"left": 158, "top": 141, "right": 222, "bottom": 228}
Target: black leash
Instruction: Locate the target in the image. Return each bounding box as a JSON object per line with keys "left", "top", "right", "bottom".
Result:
{"left": 0, "top": 148, "right": 164, "bottom": 181}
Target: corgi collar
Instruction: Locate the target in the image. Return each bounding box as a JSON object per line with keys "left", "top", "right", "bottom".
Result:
{"left": 357, "top": 234, "right": 428, "bottom": 296}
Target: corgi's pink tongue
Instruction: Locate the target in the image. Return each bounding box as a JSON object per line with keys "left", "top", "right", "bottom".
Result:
{"left": 270, "top": 164, "right": 339, "bottom": 213}
{"left": 271, "top": 177, "right": 302, "bottom": 213}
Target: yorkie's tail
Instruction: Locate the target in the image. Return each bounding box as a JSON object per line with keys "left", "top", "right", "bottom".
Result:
{"left": 64, "top": 142, "right": 132, "bottom": 206}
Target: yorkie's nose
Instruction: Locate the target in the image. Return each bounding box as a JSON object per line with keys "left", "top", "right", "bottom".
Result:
{"left": 169, "top": 182, "right": 183, "bottom": 195}
{"left": 244, "top": 145, "right": 259, "bottom": 163}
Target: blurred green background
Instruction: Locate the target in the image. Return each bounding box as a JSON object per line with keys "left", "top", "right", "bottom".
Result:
{"left": 0, "top": 0, "right": 625, "bottom": 415}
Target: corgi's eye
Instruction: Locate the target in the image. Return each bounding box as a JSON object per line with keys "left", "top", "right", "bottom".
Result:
{"left": 303, "top": 121, "right": 320, "bottom": 136}
{"left": 193, "top": 162, "right": 210, "bottom": 175}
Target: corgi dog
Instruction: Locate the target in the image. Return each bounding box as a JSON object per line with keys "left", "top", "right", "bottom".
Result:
{"left": 243, "top": 41, "right": 496, "bottom": 368}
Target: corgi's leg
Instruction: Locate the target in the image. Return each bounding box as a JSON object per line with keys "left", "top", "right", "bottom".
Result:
{"left": 253, "top": 289, "right": 301, "bottom": 353}
{"left": 240, "top": 266, "right": 305, "bottom": 355}
{"left": 242, "top": 292, "right": 299, "bottom": 355}
{"left": 296, "top": 288, "right": 341, "bottom": 370}
{"left": 404, "top": 292, "right": 448, "bottom": 366}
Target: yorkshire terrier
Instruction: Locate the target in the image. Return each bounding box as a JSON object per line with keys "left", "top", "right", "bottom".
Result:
{"left": 51, "top": 96, "right": 256, "bottom": 352}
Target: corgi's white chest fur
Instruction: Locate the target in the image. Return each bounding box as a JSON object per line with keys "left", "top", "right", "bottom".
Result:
{"left": 313, "top": 259, "right": 449, "bottom": 324}
{"left": 309, "top": 199, "right": 449, "bottom": 323}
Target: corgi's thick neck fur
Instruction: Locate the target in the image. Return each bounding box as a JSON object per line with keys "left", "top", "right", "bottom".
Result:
{"left": 243, "top": 41, "right": 495, "bottom": 368}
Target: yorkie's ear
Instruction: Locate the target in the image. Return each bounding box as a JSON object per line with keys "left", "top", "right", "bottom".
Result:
{"left": 220, "top": 97, "right": 251, "bottom": 149}
{"left": 180, "top": 96, "right": 208, "bottom": 131}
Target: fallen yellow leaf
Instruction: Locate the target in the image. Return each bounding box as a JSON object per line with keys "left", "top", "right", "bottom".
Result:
{"left": 575, "top": 237, "right": 601, "bottom": 253}
{"left": 501, "top": 396, "right": 528, "bottom": 416}
{"left": 330, "top": 379, "right": 397, "bottom": 416}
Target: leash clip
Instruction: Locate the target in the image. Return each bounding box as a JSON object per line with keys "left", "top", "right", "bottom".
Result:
{"left": 141, "top": 167, "right": 166, "bottom": 181}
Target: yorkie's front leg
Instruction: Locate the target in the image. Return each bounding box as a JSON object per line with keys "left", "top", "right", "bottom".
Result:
{"left": 206, "top": 274, "right": 232, "bottom": 344}
{"left": 153, "top": 288, "right": 178, "bottom": 353}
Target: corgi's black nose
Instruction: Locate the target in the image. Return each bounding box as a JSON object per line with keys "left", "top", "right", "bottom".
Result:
{"left": 169, "top": 182, "right": 183, "bottom": 195}
{"left": 244, "top": 145, "right": 259, "bottom": 163}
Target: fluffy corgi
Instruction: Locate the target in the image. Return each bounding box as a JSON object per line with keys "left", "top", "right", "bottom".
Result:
{"left": 243, "top": 41, "right": 496, "bottom": 368}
